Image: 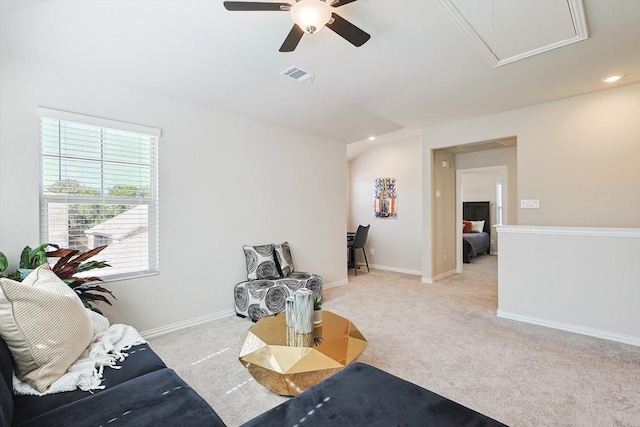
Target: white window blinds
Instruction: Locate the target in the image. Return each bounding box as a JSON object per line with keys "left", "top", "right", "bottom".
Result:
{"left": 38, "top": 107, "right": 160, "bottom": 281}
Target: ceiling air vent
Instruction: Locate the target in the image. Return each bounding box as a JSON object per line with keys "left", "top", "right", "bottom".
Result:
{"left": 280, "top": 66, "right": 313, "bottom": 82}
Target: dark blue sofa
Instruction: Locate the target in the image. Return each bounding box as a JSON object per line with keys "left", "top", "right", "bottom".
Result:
{"left": 240, "top": 363, "right": 508, "bottom": 427}
{"left": 2, "top": 335, "right": 508, "bottom": 427}
{"left": 0, "top": 336, "right": 225, "bottom": 427}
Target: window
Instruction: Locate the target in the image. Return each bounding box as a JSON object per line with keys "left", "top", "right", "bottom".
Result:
{"left": 495, "top": 182, "right": 503, "bottom": 226}
{"left": 38, "top": 107, "right": 160, "bottom": 281}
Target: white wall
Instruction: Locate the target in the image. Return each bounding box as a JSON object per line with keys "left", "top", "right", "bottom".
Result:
{"left": 422, "top": 83, "right": 640, "bottom": 282}
{"left": 0, "top": 56, "right": 347, "bottom": 333}
{"left": 348, "top": 137, "right": 422, "bottom": 274}
{"left": 461, "top": 171, "right": 500, "bottom": 204}
{"left": 498, "top": 226, "right": 640, "bottom": 346}
{"left": 456, "top": 146, "right": 518, "bottom": 226}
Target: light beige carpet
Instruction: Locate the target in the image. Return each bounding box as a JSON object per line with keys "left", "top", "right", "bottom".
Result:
{"left": 149, "top": 255, "right": 640, "bottom": 426}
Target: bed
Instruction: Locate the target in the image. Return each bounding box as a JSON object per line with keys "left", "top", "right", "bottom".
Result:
{"left": 462, "top": 201, "right": 491, "bottom": 263}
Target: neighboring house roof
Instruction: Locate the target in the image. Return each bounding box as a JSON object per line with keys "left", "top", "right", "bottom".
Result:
{"left": 78, "top": 231, "right": 149, "bottom": 277}
{"left": 84, "top": 205, "right": 148, "bottom": 241}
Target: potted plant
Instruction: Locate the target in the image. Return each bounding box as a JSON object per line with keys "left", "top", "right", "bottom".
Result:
{"left": 46, "top": 244, "right": 113, "bottom": 308}
{"left": 0, "top": 244, "right": 114, "bottom": 308}
{"left": 313, "top": 295, "right": 323, "bottom": 325}
{"left": 0, "top": 245, "right": 49, "bottom": 281}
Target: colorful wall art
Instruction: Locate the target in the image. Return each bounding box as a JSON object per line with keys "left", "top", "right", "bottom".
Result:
{"left": 374, "top": 177, "right": 397, "bottom": 219}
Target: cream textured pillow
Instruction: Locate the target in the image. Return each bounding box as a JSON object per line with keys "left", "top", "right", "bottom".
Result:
{"left": 0, "top": 264, "right": 93, "bottom": 392}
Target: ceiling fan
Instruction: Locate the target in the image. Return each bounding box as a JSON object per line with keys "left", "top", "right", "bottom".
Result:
{"left": 223, "top": 0, "right": 371, "bottom": 52}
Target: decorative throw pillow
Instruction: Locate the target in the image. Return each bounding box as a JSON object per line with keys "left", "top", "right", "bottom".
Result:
{"left": 469, "top": 220, "right": 485, "bottom": 233}
{"left": 462, "top": 221, "right": 472, "bottom": 233}
{"left": 0, "top": 264, "right": 93, "bottom": 392}
{"left": 274, "top": 242, "right": 295, "bottom": 277}
{"left": 243, "top": 244, "right": 281, "bottom": 280}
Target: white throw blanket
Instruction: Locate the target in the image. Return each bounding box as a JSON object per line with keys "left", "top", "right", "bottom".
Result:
{"left": 12, "top": 309, "right": 146, "bottom": 396}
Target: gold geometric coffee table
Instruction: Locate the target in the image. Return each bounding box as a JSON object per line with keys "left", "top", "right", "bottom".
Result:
{"left": 239, "top": 311, "right": 367, "bottom": 396}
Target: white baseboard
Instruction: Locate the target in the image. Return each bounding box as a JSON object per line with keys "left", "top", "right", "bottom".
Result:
{"left": 497, "top": 310, "right": 640, "bottom": 347}
{"left": 368, "top": 263, "right": 422, "bottom": 276}
{"left": 324, "top": 278, "right": 349, "bottom": 289}
{"left": 140, "top": 308, "right": 236, "bottom": 339}
{"left": 422, "top": 270, "right": 457, "bottom": 284}
{"left": 434, "top": 269, "right": 457, "bottom": 282}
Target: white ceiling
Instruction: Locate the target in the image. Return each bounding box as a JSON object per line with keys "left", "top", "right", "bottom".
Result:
{"left": 443, "top": 0, "right": 588, "bottom": 66}
{"left": 1, "top": 0, "right": 639, "bottom": 152}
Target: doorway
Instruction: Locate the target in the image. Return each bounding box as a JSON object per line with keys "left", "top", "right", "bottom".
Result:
{"left": 456, "top": 166, "right": 507, "bottom": 273}
{"left": 430, "top": 137, "right": 517, "bottom": 282}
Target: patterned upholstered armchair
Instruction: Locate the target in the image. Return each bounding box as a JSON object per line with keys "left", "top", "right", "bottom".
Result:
{"left": 234, "top": 242, "right": 322, "bottom": 322}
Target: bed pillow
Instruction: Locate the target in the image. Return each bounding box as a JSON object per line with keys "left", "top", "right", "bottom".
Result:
{"left": 469, "top": 220, "right": 485, "bottom": 233}
{"left": 462, "top": 221, "right": 472, "bottom": 233}
{"left": 274, "top": 242, "right": 295, "bottom": 277}
{"left": 0, "top": 264, "right": 93, "bottom": 392}
{"left": 243, "top": 244, "right": 281, "bottom": 280}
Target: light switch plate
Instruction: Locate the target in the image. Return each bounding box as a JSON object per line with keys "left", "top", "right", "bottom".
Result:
{"left": 520, "top": 199, "right": 540, "bottom": 209}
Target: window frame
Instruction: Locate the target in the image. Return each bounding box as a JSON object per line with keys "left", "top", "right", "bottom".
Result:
{"left": 38, "top": 107, "right": 161, "bottom": 282}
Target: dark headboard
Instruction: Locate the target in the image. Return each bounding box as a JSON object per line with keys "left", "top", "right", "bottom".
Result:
{"left": 463, "top": 201, "right": 491, "bottom": 234}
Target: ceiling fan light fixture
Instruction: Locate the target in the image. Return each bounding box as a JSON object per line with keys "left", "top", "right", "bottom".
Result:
{"left": 290, "top": 0, "right": 332, "bottom": 34}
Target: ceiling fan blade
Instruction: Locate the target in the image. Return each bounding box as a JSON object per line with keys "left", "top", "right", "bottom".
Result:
{"left": 223, "top": 1, "right": 290, "bottom": 11}
{"left": 326, "top": 13, "right": 370, "bottom": 47}
{"left": 331, "top": 0, "right": 358, "bottom": 7}
{"left": 280, "top": 25, "right": 305, "bottom": 52}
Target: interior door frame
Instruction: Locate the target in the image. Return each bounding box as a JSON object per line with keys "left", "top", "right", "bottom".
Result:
{"left": 455, "top": 165, "right": 508, "bottom": 273}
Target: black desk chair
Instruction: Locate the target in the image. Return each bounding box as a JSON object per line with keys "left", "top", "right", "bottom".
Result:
{"left": 348, "top": 224, "right": 370, "bottom": 276}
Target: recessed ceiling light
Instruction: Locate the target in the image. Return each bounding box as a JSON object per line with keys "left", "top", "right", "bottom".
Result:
{"left": 368, "top": 136, "right": 376, "bottom": 141}
{"left": 602, "top": 75, "right": 623, "bottom": 83}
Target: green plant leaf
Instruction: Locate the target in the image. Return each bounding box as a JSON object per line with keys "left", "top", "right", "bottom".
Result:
{"left": 0, "top": 252, "right": 7, "bottom": 273}
{"left": 30, "top": 244, "right": 50, "bottom": 267}
{"left": 19, "top": 244, "right": 50, "bottom": 269}
{"left": 76, "top": 260, "right": 111, "bottom": 273}
{"left": 7, "top": 271, "right": 22, "bottom": 281}
{"left": 19, "top": 246, "right": 31, "bottom": 269}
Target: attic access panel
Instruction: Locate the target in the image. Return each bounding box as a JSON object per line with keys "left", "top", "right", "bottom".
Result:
{"left": 438, "top": 0, "right": 588, "bottom": 67}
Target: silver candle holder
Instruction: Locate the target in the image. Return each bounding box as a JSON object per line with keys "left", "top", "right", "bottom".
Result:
{"left": 292, "top": 288, "right": 313, "bottom": 333}
{"left": 285, "top": 296, "right": 294, "bottom": 326}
